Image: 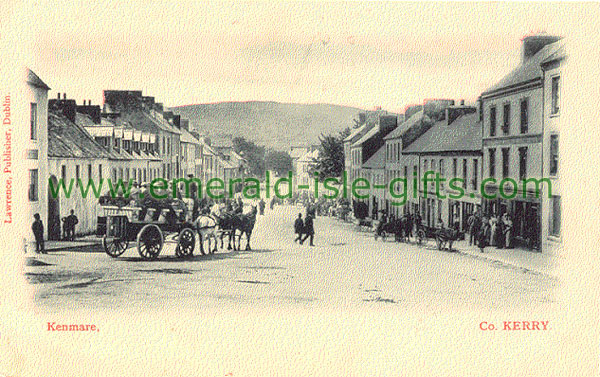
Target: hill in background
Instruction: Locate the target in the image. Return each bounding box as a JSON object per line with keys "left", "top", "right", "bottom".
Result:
{"left": 169, "top": 101, "right": 362, "bottom": 151}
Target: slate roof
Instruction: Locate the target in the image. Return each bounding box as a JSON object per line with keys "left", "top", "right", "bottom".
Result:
{"left": 542, "top": 41, "right": 566, "bottom": 65}
{"left": 26, "top": 68, "right": 50, "bottom": 90}
{"left": 482, "top": 40, "right": 563, "bottom": 96}
{"left": 48, "top": 111, "right": 113, "bottom": 159}
{"left": 180, "top": 127, "right": 199, "bottom": 144}
{"left": 384, "top": 110, "right": 430, "bottom": 140}
{"left": 402, "top": 113, "right": 481, "bottom": 154}
{"left": 351, "top": 126, "right": 379, "bottom": 147}
{"left": 362, "top": 145, "right": 386, "bottom": 169}
{"left": 344, "top": 124, "right": 368, "bottom": 142}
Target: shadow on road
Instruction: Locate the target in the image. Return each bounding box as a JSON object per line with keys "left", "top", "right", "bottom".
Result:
{"left": 117, "top": 248, "right": 275, "bottom": 263}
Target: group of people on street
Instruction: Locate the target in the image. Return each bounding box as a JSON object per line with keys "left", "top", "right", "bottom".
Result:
{"left": 62, "top": 210, "right": 79, "bottom": 241}
{"left": 31, "top": 209, "right": 79, "bottom": 254}
{"left": 468, "top": 211, "right": 514, "bottom": 253}
{"left": 293, "top": 212, "right": 315, "bottom": 246}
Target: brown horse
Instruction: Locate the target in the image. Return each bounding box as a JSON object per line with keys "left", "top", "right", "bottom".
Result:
{"left": 231, "top": 205, "right": 258, "bottom": 251}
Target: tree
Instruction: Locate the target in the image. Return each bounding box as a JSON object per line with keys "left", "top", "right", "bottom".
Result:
{"left": 265, "top": 150, "right": 293, "bottom": 176}
{"left": 233, "top": 137, "right": 265, "bottom": 177}
{"left": 311, "top": 128, "right": 348, "bottom": 179}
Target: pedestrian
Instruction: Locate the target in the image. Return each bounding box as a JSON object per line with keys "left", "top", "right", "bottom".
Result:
{"left": 414, "top": 212, "right": 422, "bottom": 231}
{"left": 502, "top": 212, "right": 513, "bottom": 249}
{"left": 32, "top": 213, "right": 45, "bottom": 254}
{"left": 496, "top": 214, "right": 505, "bottom": 249}
{"left": 259, "top": 199, "right": 266, "bottom": 215}
{"left": 66, "top": 209, "right": 79, "bottom": 241}
{"left": 61, "top": 215, "right": 69, "bottom": 240}
{"left": 489, "top": 215, "right": 498, "bottom": 247}
{"left": 300, "top": 214, "right": 315, "bottom": 246}
{"left": 294, "top": 213, "right": 304, "bottom": 243}
{"left": 477, "top": 215, "right": 490, "bottom": 253}
{"left": 436, "top": 217, "right": 444, "bottom": 229}
{"left": 467, "top": 212, "right": 477, "bottom": 246}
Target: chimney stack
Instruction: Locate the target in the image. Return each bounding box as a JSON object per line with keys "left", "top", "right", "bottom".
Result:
{"left": 57, "top": 92, "right": 61, "bottom": 99}
{"left": 63, "top": 93, "right": 66, "bottom": 100}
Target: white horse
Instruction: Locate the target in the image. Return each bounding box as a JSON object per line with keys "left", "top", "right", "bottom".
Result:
{"left": 194, "top": 214, "right": 219, "bottom": 254}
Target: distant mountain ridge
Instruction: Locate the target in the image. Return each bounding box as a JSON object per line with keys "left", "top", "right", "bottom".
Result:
{"left": 169, "top": 101, "right": 362, "bottom": 151}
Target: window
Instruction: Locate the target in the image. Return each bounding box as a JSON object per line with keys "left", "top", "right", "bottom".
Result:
{"left": 549, "top": 196, "right": 561, "bottom": 237}
{"left": 452, "top": 158, "right": 457, "bottom": 178}
{"left": 404, "top": 166, "right": 408, "bottom": 179}
{"left": 424, "top": 159, "right": 428, "bottom": 172}
{"left": 519, "top": 147, "right": 528, "bottom": 181}
{"left": 99, "top": 164, "right": 103, "bottom": 181}
{"left": 413, "top": 165, "right": 417, "bottom": 178}
{"left": 88, "top": 164, "right": 92, "bottom": 182}
{"left": 503, "top": 103, "right": 510, "bottom": 135}
{"left": 30, "top": 103, "right": 37, "bottom": 140}
{"left": 75, "top": 165, "right": 80, "bottom": 186}
{"left": 551, "top": 76, "right": 560, "bottom": 115}
{"left": 489, "top": 106, "right": 497, "bottom": 136}
{"left": 489, "top": 149, "right": 496, "bottom": 178}
{"left": 61, "top": 165, "right": 67, "bottom": 182}
{"left": 473, "top": 159, "right": 478, "bottom": 189}
{"left": 501, "top": 148, "right": 509, "bottom": 179}
{"left": 397, "top": 143, "right": 401, "bottom": 161}
{"left": 112, "top": 168, "right": 117, "bottom": 181}
{"left": 462, "top": 159, "right": 467, "bottom": 188}
{"left": 29, "top": 169, "right": 38, "bottom": 201}
{"left": 439, "top": 160, "right": 445, "bottom": 187}
{"left": 520, "top": 99, "right": 529, "bottom": 134}
{"left": 550, "top": 135, "right": 559, "bottom": 176}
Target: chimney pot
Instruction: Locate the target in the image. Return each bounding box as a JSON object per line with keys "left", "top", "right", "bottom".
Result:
{"left": 63, "top": 93, "right": 66, "bottom": 100}
{"left": 460, "top": 99, "right": 465, "bottom": 106}
{"left": 57, "top": 92, "right": 61, "bottom": 99}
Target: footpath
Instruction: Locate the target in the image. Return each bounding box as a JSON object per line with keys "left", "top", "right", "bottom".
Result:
{"left": 333, "top": 215, "right": 561, "bottom": 278}
{"left": 450, "top": 239, "right": 562, "bottom": 278}
{"left": 25, "top": 235, "right": 103, "bottom": 254}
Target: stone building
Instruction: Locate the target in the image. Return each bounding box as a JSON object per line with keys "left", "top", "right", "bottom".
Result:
{"left": 24, "top": 69, "right": 50, "bottom": 242}
{"left": 403, "top": 108, "right": 482, "bottom": 230}
{"left": 480, "top": 34, "right": 562, "bottom": 251}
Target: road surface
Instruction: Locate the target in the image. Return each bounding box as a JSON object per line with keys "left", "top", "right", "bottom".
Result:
{"left": 24, "top": 205, "right": 557, "bottom": 311}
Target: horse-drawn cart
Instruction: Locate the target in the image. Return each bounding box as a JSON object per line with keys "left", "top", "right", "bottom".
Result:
{"left": 98, "top": 206, "right": 196, "bottom": 260}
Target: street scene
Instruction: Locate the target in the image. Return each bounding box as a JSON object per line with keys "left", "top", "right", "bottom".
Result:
{"left": 7, "top": 2, "right": 599, "bottom": 376}
{"left": 20, "top": 30, "right": 564, "bottom": 313}
{"left": 25, "top": 203, "right": 556, "bottom": 311}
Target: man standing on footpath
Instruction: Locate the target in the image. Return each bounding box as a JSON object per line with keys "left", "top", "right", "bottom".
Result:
{"left": 32, "top": 213, "right": 46, "bottom": 254}
{"left": 65, "top": 209, "right": 79, "bottom": 241}
{"left": 294, "top": 213, "right": 304, "bottom": 243}
{"left": 300, "top": 213, "right": 315, "bottom": 246}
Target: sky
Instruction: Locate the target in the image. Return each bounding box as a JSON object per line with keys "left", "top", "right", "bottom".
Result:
{"left": 3, "top": 1, "right": 586, "bottom": 113}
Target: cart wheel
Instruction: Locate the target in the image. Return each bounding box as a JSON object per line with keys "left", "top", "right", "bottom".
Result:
{"left": 137, "top": 224, "right": 164, "bottom": 260}
{"left": 103, "top": 236, "right": 128, "bottom": 258}
{"left": 417, "top": 230, "right": 425, "bottom": 245}
{"left": 175, "top": 228, "right": 195, "bottom": 258}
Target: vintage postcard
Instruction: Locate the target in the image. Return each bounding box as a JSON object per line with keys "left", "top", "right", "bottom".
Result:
{"left": 0, "top": 1, "right": 599, "bottom": 376}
